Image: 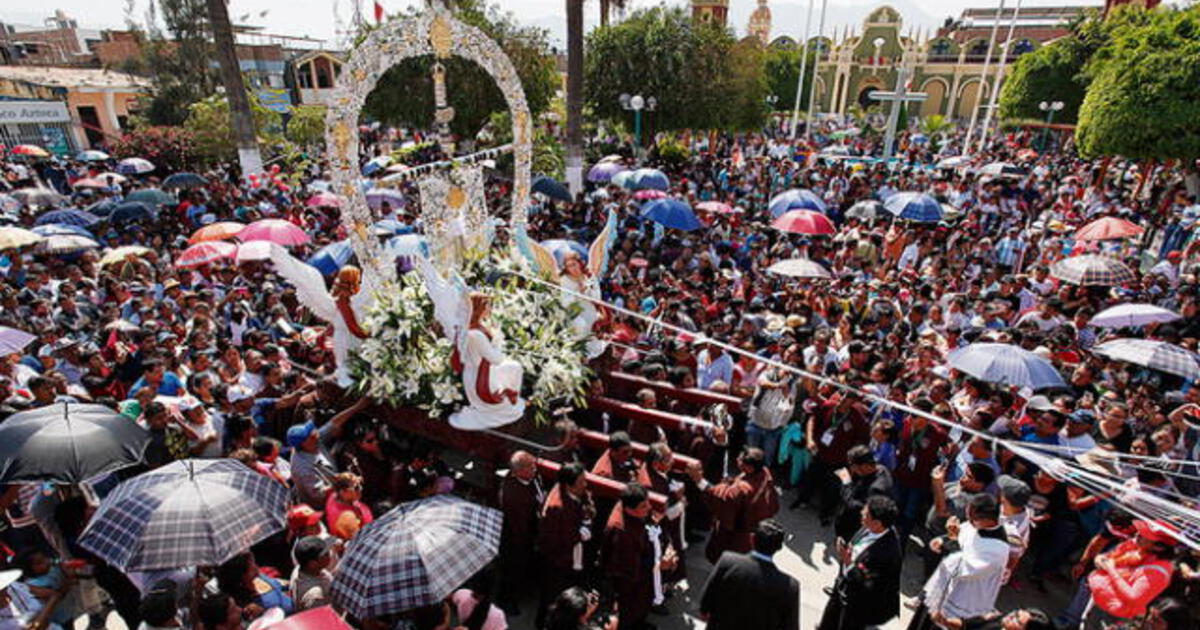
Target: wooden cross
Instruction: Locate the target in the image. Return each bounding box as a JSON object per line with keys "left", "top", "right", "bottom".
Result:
{"left": 868, "top": 67, "right": 928, "bottom": 162}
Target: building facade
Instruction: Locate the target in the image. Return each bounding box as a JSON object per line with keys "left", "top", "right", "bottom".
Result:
{"left": 691, "top": 0, "right": 731, "bottom": 26}
{"left": 747, "top": 0, "right": 772, "bottom": 45}
{"left": 0, "top": 66, "right": 148, "bottom": 152}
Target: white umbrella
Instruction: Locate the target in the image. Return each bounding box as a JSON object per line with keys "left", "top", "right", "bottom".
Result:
{"left": 235, "top": 240, "right": 272, "bottom": 262}
{"left": 766, "top": 258, "right": 832, "bottom": 279}
{"left": 37, "top": 234, "right": 99, "bottom": 254}
{"left": 936, "top": 156, "right": 971, "bottom": 169}
{"left": 1089, "top": 304, "right": 1181, "bottom": 328}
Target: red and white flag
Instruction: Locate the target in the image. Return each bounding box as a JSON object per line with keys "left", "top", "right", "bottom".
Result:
{"left": 374, "top": 1, "right": 385, "bottom": 23}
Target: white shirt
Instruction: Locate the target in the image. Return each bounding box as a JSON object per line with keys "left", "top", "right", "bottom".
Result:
{"left": 923, "top": 523, "right": 1009, "bottom": 620}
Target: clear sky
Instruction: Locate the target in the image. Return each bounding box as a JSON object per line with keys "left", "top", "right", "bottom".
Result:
{"left": 2, "top": 0, "right": 1111, "bottom": 49}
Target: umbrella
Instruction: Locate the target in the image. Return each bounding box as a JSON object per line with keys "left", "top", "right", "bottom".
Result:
{"left": 1016, "top": 148, "right": 1039, "bottom": 161}
{"left": 0, "top": 193, "right": 18, "bottom": 213}
{"left": 307, "top": 240, "right": 354, "bottom": 276}
{"left": 365, "top": 188, "right": 406, "bottom": 211}
{"left": 35, "top": 209, "right": 100, "bottom": 227}
{"left": 306, "top": 192, "right": 342, "bottom": 208}
{"left": 71, "top": 178, "right": 110, "bottom": 189}
{"left": 109, "top": 201, "right": 157, "bottom": 223}
{"left": 235, "top": 240, "right": 273, "bottom": 262}
{"left": 769, "top": 188, "right": 827, "bottom": 218}
{"left": 979, "top": 162, "right": 1026, "bottom": 178}
{"left": 1074, "top": 217, "right": 1144, "bottom": 241}
{"left": 32, "top": 224, "right": 91, "bottom": 238}
{"left": 640, "top": 199, "right": 702, "bottom": 231}
{"left": 884, "top": 192, "right": 944, "bottom": 223}
{"left": 611, "top": 170, "right": 635, "bottom": 189}
{"left": 85, "top": 199, "right": 119, "bottom": 216}
{"left": 95, "top": 172, "right": 128, "bottom": 185}
{"left": 384, "top": 234, "right": 429, "bottom": 259}
{"left": 829, "top": 128, "right": 861, "bottom": 140}
{"left": 1050, "top": 255, "right": 1134, "bottom": 286}
{"left": 820, "top": 145, "right": 851, "bottom": 156}
{"left": 695, "top": 201, "right": 741, "bottom": 214}
{"left": 162, "top": 172, "right": 208, "bottom": 189}
{"left": 330, "top": 494, "right": 502, "bottom": 618}
{"left": 10, "top": 145, "right": 50, "bottom": 158}
{"left": 936, "top": 156, "right": 971, "bottom": 169}
{"left": 599, "top": 154, "right": 623, "bottom": 163}
{"left": 177, "top": 241, "right": 237, "bottom": 268}
{"left": 37, "top": 234, "right": 99, "bottom": 254}
{"left": 541, "top": 239, "right": 588, "bottom": 266}
{"left": 633, "top": 189, "right": 667, "bottom": 201}
{"left": 125, "top": 188, "right": 176, "bottom": 206}
{"left": 628, "top": 168, "right": 669, "bottom": 191}
{"left": 532, "top": 175, "right": 572, "bottom": 202}
{"left": 100, "top": 245, "right": 153, "bottom": 266}
{"left": 0, "top": 326, "right": 37, "bottom": 355}
{"left": 75, "top": 150, "right": 110, "bottom": 162}
{"left": 1090, "top": 304, "right": 1180, "bottom": 328}
{"left": 909, "top": 133, "right": 929, "bottom": 144}
{"left": 104, "top": 319, "right": 140, "bottom": 333}
{"left": 189, "top": 221, "right": 245, "bottom": 244}
{"left": 361, "top": 156, "right": 392, "bottom": 176}
{"left": 308, "top": 179, "right": 331, "bottom": 192}
{"left": 79, "top": 458, "right": 290, "bottom": 572}
{"left": 0, "top": 402, "right": 150, "bottom": 484}
{"left": 772, "top": 210, "right": 836, "bottom": 235}
{"left": 12, "top": 188, "right": 66, "bottom": 208}
{"left": 254, "top": 606, "right": 353, "bottom": 630}
{"left": 116, "top": 157, "right": 155, "bottom": 175}
{"left": 946, "top": 343, "right": 1066, "bottom": 390}
{"left": 1093, "top": 339, "right": 1200, "bottom": 380}
{"left": 766, "top": 258, "right": 831, "bottom": 279}
{"left": 845, "top": 200, "right": 883, "bottom": 221}
{"left": 587, "top": 161, "right": 627, "bottom": 183}
{"left": 0, "top": 227, "right": 43, "bottom": 250}
{"left": 241, "top": 219, "right": 310, "bottom": 246}
{"left": 370, "top": 220, "right": 413, "bottom": 236}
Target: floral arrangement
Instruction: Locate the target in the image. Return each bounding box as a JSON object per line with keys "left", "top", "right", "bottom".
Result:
{"left": 349, "top": 254, "right": 591, "bottom": 425}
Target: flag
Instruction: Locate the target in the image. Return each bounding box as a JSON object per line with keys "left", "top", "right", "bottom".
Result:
{"left": 374, "top": 1, "right": 384, "bottom": 23}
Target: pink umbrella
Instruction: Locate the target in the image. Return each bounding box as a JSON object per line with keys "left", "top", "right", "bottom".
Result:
{"left": 307, "top": 192, "right": 341, "bottom": 208}
{"left": 695, "top": 201, "right": 741, "bottom": 214}
{"left": 633, "top": 189, "right": 667, "bottom": 201}
{"left": 176, "top": 241, "right": 237, "bottom": 268}
{"left": 772, "top": 210, "right": 836, "bottom": 235}
{"left": 72, "top": 178, "right": 109, "bottom": 189}
{"left": 240, "top": 219, "right": 310, "bottom": 246}
{"left": 1074, "top": 217, "right": 1144, "bottom": 241}
{"left": 235, "top": 240, "right": 273, "bottom": 262}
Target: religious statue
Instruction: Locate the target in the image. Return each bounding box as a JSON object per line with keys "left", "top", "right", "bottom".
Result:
{"left": 269, "top": 244, "right": 372, "bottom": 385}
{"left": 513, "top": 209, "right": 618, "bottom": 358}
{"left": 415, "top": 254, "right": 526, "bottom": 430}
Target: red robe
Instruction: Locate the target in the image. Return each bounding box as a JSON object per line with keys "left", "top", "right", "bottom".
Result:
{"left": 701, "top": 468, "right": 780, "bottom": 563}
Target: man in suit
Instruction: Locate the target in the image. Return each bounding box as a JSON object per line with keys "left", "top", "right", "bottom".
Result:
{"left": 687, "top": 447, "right": 780, "bottom": 563}
{"left": 818, "top": 495, "right": 903, "bottom": 630}
{"left": 600, "top": 483, "right": 655, "bottom": 630}
{"left": 699, "top": 518, "right": 799, "bottom": 630}
{"left": 536, "top": 462, "right": 594, "bottom": 627}
{"left": 497, "top": 450, "right": 544, "bottom": 615}
{"left": 833, "top": 446, "right": 896, "bottom": 543}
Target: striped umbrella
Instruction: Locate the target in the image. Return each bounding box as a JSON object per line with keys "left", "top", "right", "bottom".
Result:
{"left": 32, "top": 224, "right": 92, "bottom": 238}
{"left": 34, "top": 209, "right": 100, "bottom": 227}
{"left": 1050, "top": 255, "right": 1135, "bottom": 286}
{"left": 884, "top": 192, "right": 944, "bottom": 223}
{"left": 1093, "top": 339, "right": 1200, "bottom": 380}
{"left": 176, "top": 241, "right": 237, "bottom": 268}
{"left": 769, "top": 188, "right": 827, "bottom": 218}
{"left": 772, "top": 209, "right": 835, "bottom": 235}
{"left": 116, "top": 157, "right": 155, "bottom": 175}
{"left": 947, "top": 343, "right": 1065, "bottom": 390}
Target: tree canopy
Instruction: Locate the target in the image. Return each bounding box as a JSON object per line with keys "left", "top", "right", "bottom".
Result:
{"left": 584, "top": 7, "right": 769, "bottom": 132}
{"left": 1075, "top": 6, "right": 1200, "bottom": 161}
{"left": 763, "top": 45, "right": 817, "bottom": 113}
{"left": 360, "top": 0, "right": 558, "bottom": 138}
{"left": 121, "top": 0, "right": 217, "bottom": 127}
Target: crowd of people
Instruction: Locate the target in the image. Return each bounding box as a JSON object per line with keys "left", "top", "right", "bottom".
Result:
{"left": 0, "top": 117, "right": 1198, "bottom": 630}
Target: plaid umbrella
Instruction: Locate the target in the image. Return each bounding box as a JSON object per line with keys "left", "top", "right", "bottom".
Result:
{"left": 947, "top": 343, "right": 1066, "bottom": 390}
{"left": 330, "top": 494, "right": 502, "bottom": 619}
{"left": 79, "top": 459, "right": 289, "bottom": 571}
{"left": 1050, "top": 254, "right": 1135, "bottom": 286}
{"left": 1093, "top": 338, "right": 1200, "bottom": 380}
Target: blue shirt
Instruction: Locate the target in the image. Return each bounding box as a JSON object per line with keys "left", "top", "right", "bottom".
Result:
{"left": 129, "top": 372, "right": 186, "bottom": 397}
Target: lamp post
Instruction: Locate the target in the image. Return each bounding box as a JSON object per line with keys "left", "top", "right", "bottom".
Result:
{"left": 1038, "top": 100, "right": 1064, "bottom": 152}
{"left": 619, "top": 93, "right": 657, "bottom": 158}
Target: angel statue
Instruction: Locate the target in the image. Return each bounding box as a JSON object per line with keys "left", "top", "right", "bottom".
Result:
{"left": 514, "top": 209, "right": 617, "bottom": 358}
{"left": 414, "top": 255, "right": 526, "bottom": 431}
{"left": 269, "top": 244, "right": 372, "bottom": 386}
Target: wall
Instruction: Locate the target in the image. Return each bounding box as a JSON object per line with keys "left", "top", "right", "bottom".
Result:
{"left": 65, "top": 89, "right": 139, "bottom": 147}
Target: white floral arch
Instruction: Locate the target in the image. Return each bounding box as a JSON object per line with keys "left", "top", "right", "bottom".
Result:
{"left": 324, "top": 7, "right": 534, "bottom": 289}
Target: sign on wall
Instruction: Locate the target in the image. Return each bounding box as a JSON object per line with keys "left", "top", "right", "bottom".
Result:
{"left": 0, "top": 101, "right": 71, "bottom": 124}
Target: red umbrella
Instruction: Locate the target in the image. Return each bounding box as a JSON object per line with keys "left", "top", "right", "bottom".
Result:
{"left": 1074, "top": 217, "right": 1144, "bottom": 241}
{"left": 306, "top": 192, "right": 342, "bottom": 208}
{"left": 10, "top": 145, "right": 49, "bottom": 158}
{"left": 772, "top": 210, "right": 835, "bottom": 235}
{"left": 253, "top": 606, "right": 353, "bottom": 630}
{"left": 189, "top": 221, "right": 246, "bottom": 244}
{"left": 240, "top": 219, "right": 310, "bottom": 246}
{"left": 176, "top": 241, "right": 237, "bottom": 268}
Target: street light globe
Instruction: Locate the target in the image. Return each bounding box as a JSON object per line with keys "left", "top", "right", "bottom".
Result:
{"left": 873, "top": 37, "right": 885, "bottom": 48}
{"left": 619, "top": 93, "right": 631, "bottom": 109}
{"left": 645, "top": 96, "right": 658, "bottom": 111}
{"left": 1039, "top": 101, "right": 1050, "bottom": 111}
{"left": 630, "top": 94, "right": 645, "bottom": 111}
{"left": 1051, "top": 101, "right": 1065, "bottom": 111}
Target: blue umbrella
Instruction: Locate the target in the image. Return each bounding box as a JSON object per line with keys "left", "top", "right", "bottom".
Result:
{"left": 32, "top": 224, "right": 93, "bottom": 238}
{"left": 162, "top": 172, "right": 208, "bottom": 189}
{"left": 947, "top": 343, "right": 1065, "bottom": 390}
{"left": 883, "top": 192, "right": 943, "bottom": 223}
{"left": 109, "top": 201, "right": 156, "bottom": 224}
{"left": 365, "top": 188, "right": 405, "bottom": 211}
{"left": 384, "top": 234, "right": 429, "bottom": 259}
{"left": 909, "top": 133, "right": 929, "bottom": 145}
{"left": 629, "top": 168, "right": 669, "bottom": 191}
{"left": 541, "top": 239, "right": 588, "bottom": 266}
{"left": 307, "top": 240, "right": 355, "bottom": 276}
{"left": 588, "top": 162, "right": 627, "bottom": 183}
{"left": 532, "top": 176, "right": 572, "bottom": 202}
{"left": 641, "top": 199, "right": 702, "bottom": 231}
{"left": 371, "top": 220, "right": 414, "bottom": 236}
{"left": 34, "top": 209, "right": 100, "bottom": 227}
{"left": 769, "top": 189, "right": 827, "bottom": 218}
{"left": 85, "top": 199, "right": 119, "bottom": 216}
{"left": 611, "top": 170, "right": 635, "bottom": 189}
{"left": 125, "top": 189, "right": 176, "bottom": 206}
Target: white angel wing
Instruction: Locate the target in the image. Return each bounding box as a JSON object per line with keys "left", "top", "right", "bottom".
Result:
{"left": 414, "top": 254, "right": 470, "bottom": 339}
{"left": 512, "top": 221, "right": 560, "bottom": 282}
{"left": 587, "top": 208, "right": 619, "bottom": 278}
{"left": 268, "top": 243, "right": 338, "bottom": 323}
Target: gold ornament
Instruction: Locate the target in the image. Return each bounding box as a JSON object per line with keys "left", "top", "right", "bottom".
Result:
{"left": 353, "top": 67, "right": 367, "bottom": 83}
{"left": 429, "top": 16, "right": 453, "bottom": 59}
{"left": 331, "top": 122, "right": 352, "bottom": 162}
{"left": 447, "top": 186, "right": 466, "bottom": 209}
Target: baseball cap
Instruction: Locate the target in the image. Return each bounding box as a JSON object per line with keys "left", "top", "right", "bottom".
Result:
{"left": 287, "top": 505, "right": 324, "bottom": 531}
{"left": 1069, "top": 409, "right": 1097, "bottom": 425}
{"left": 286, "top": 421, "right": 317, "bottom": 448}
{"left": 1133, "top": 519, "right": 1179, "bottom": 545}
{"left": 997, "top": 475, "right": 1031, "bottom": 508}
{"left": 1025, "top": 395, "right": 1054, "bottom": 412}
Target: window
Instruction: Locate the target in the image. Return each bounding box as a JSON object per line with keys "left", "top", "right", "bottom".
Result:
{"left": 297, "top": 62, "right": 314, "bottom": 89}
{"left": 968, "top": 40, "right": 989, "bottom": 57}
{"left": 931, "top": 39, "right": 952, "bottom": 56}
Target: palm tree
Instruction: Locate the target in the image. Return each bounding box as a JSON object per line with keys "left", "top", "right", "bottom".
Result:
{"left": 565, "top": 0, "right": 584, "bottom": 196}
{"left": 206, "top": 0, "right": 262, "bottom": 176}
{"left": 919, "top": 114, "right": 957, "bottom": 152}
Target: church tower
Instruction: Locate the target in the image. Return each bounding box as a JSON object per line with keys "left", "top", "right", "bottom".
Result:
{"left": 747, "top": 0, "right": 772, "bottom": 45}
{"left": 692, "top": 0, "right": 729, "bottom": 27}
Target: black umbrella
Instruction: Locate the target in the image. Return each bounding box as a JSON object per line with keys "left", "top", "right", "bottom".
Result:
{"left": 109, "top": 201, "right": 156, "bottom": 224}
{"left": 162, "top": 172, "right": 208, "bottom": 190}
{"left": 0, "top": 402, "right": 150, "bottom": 483}
{"left": 532, "top": 175, "right": 573, "bottom": 202}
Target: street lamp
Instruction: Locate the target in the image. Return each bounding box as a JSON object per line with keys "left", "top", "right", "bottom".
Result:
{"left": 1038, "top": 100, "right": 1064, "bottom": 152}
{"left": 619, "top": 93, "right": 657, "bottom": 155}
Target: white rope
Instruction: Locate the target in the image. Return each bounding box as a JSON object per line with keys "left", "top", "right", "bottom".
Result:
{"left": 501, "top": 266, "right": 1200, "bottom": 547}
